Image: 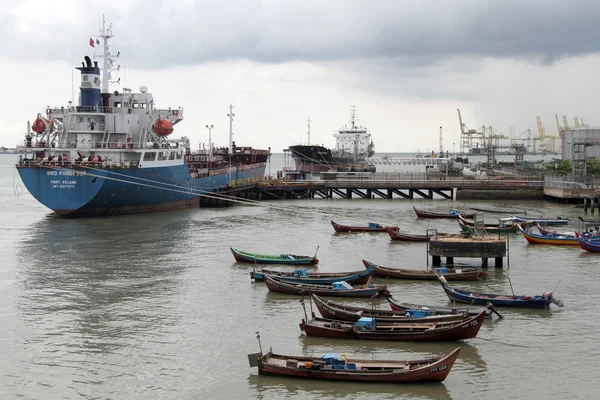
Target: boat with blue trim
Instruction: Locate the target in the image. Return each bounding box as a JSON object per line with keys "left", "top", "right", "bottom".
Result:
{"left": 251, "top": 265, "right": 374, "bottom": 285}
{"left": 575, "top": 232, "right": 600, "bottom": 252}
{"left": 511, "top": 214, "right": 569, "bottom": 226}
{"left": 264, "top": 275, "right": 388, "bottom": 298}
{"left": 385, "top": 294, "right": 493, "bottom": 318}
{"left": 15, "top": 19, "right": 269, "bottom": 217}
{"left": 438, "top": 275, "right": 564, "bottom": 308}
{"left": 249, "top": 339, "right": 461, "bottom": 383}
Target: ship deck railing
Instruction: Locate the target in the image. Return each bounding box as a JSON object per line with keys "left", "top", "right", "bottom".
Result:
{"left": 46, "top": 105, "right": 183, "bottom": 116}
{"left": 18, "top": 141, "right": 182, "bottom": 151}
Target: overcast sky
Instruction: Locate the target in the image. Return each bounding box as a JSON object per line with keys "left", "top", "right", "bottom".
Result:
{"left": 2, "top": 0, "right": 600, "bottom": 153}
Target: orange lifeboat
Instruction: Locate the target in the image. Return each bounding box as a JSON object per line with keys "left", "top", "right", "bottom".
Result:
{"left": 32, "top": 116, "right": 47, "bottom": 133}
{"left": 152, "top": 117, "right": 174, "bottom": 136}
{"left": 32, "top": 116, "right": 54, "bottom": 133}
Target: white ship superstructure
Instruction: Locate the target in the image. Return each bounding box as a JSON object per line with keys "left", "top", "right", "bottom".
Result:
{"left": 332, "top": 106, "right": 375, "bottom": 162}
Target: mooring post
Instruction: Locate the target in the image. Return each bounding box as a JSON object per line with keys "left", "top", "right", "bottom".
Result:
{"left": 495, "top": 257, "right": 503, "bottom": 268}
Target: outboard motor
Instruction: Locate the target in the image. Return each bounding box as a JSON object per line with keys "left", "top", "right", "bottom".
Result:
{"left": 486, "top": 302, "right": 503, "bottom": 319}
{"left": 545, "top": 291, "right": 564, "bottom": 308}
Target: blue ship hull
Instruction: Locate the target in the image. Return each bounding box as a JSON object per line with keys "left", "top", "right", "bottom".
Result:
{"left": 17, "top": 164, "right": 266, "bottom": 217}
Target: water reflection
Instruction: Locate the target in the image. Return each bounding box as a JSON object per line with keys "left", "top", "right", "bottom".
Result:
{"left": 247, "top": 372, "right": 452, "bottom": 400}
{"left": 16, "top": 212, "right": 196, "bottom": 354}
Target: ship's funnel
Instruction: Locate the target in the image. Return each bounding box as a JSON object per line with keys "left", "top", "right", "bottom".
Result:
{"left": 76, "top": 56, "right": 101, "bottom": 109}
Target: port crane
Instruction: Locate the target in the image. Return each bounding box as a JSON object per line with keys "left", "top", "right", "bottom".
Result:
{"left": 458, "top": 109, "right": 507, "bottom": 153}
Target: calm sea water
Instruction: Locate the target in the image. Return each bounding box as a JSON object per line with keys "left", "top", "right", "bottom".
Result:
{"left": 1, "top": 153, "right": 598, "bottom": 399}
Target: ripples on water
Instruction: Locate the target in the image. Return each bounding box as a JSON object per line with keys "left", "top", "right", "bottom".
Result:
{"left": 1, "top": 155, "right": 600, "bottom": 399}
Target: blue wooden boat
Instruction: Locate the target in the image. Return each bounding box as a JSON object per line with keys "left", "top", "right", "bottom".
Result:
{"left": 575, "top": 232, "right": 600, "bottom": 252}
{"left": 231, "top": 247, "right": 319, "bottom": 265}
{"left": 438, "top": 275, "right": 564, "bottom": 308}
{"left": 511, "top": 215, "right": 569, "bottom": 226}
{"left": 264, "top": 275, "right": 389, "bottom": 298}
{"left": 251, "top": 265, "right": 375, "bottom": 285}
{"left": 385, "top": 294, "right": 493, "bottom": 318}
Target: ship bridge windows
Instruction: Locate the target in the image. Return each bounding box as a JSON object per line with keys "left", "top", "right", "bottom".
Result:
{"left": 169, "top": 151, "right": 176, "bottom": 160}
{"left": 143, "top": 152, "right": 156, "bottom": 161}
{"left": 176, "top": 151, "right": 183, "bottom": 160}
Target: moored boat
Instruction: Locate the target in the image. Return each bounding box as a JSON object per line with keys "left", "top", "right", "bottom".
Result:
{"left": 388, "top": 227, "right": 433, "bottom": 242}
{"left": 362, "top": 260, "right": 486, "bottom": 281}
{"left": 311, "top": 294, "right": 467, "bottom": 323}
{"left": 535, "top": 223, "right": 576, "bottom": 237}
{"left": 331, "top": 220, "right": 389, "bottom": 233}
{"left": 265, "top": 275, "right": 388, "bottom": 298}
{"left": 511, "top": 214, "right": 569, "bottom": 226}
{"left": 413, "top": 206, "right": 474, "bottom": 219}
{"left": 15, "top": 20, "right": 269, "bottom": 217}
{"left": 299, "top": 310, "right": 486, "bottom": 341}
{"left": 248, "top": 343, "right": 461, "bottom": 383}
{"left": 288, "top": 109, "right": 375, "bottom": 174}
{"left": 438, "top": 275, "right": 564, "bottom": 308}
{"left": 575, "top": 232, "right": 600, "bottom": 252}
{"left": 517, "top": 224, "right": 579, "bottom": 245}
{"left": 231, "top": 247, "right": 319, "bottom": 265}
{"left": 385, "top": 295, "right": 492, "bottom": 318}
{"left": 457, "top": 217, "right": 518, "bottom": 234}
{"left": 251, "top": 265, "right": 374, "bottom": 285}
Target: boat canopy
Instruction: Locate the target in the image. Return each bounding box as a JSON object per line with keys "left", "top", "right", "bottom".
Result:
{"left": 354, "top": 317, "right": 376, "bottom": 330}
{"left": 332, "top": 281, "right": 353, "bottom": 290}
{"left": 292, "top": 269, "right": 308, "bottom": 277}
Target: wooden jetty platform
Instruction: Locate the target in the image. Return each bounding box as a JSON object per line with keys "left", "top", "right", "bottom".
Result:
{"left": 428, "top": 235, "right": 507, "bottom": 268}
{"left": 255, "top": 174, "right": 544, "bottom": 201}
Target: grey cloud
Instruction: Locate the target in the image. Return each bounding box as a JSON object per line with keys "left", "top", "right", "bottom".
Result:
{"left": 3, "top": 0, "right": 600, "bottom": 68}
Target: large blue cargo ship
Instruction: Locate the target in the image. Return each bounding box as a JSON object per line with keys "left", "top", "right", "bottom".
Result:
{"left": 16, "top": 19, "right": 269, "bottom": 217}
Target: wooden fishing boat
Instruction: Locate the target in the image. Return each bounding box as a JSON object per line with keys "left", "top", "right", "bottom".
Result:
{"left": 575, "top": 232, "right": 600, "bottom": 252}
{"left": 438, "top": 275, "right": 564, "bottom": 308}
{"left": 362, "top": 260, "right": 487, "bottom": 281}
{"left": 511, "top": 214, "right": 569, "bottom": 226}
{"left": 388, "top": 227, "right": 433, "bottom": 242}
{"left": 457, "top": 217, "right": 518, "bottom": 234}
{"left": 311, "top": 294, "right": 466, "bottom": 323}
{"left": 249, "top": 346, "right": 461, "bottom": 383}
{"left": 469, "top": 206, "right": 525, "bottom": 214}
{"left": 299, "top": 310, "right": 486, "bottom": 341}
{"left": 385, "top": 295, "right": 493, "bottom": 318}
{"left": 264, "top": 275, "right": 389, "bottom": 298}
{"left": 331, "top": 220, "right": 390, "bottom": 233}
{"left": 517, "top": 224, "right": 579, "bottom": 245}
{"left": 231, "top": 247, "right": 319, "bottom": 265}
{"left": 251, "top": 265, "right": 374, "bottom": 285}
{"left": 413, "top": 206, "right": 474, "bottom": 219}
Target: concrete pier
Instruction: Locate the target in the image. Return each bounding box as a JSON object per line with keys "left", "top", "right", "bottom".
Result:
{"left": 428, "top": 235, "right": 507, "bottom": 268}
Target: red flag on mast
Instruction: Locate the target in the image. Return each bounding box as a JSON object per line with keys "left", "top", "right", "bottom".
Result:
{"left": 89, "top": 38, "right": 95, "bottom": 47}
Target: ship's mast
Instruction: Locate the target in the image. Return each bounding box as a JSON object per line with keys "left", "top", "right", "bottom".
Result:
{"left": 98, "top": 15, "right": 114, "bottom": 94}
{"left": 228, "top": 104, "right": 235, "bottom": 154}
{"left": 350, "top": 105, "right": 357, "bottom": 129}
{"left": 307, "top": 117, "right": 311, "bottom": 145}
